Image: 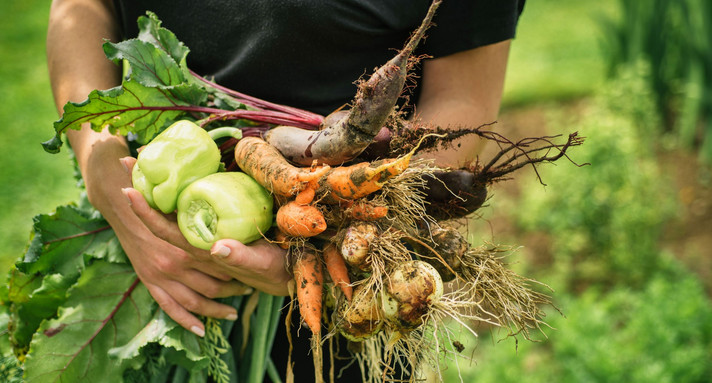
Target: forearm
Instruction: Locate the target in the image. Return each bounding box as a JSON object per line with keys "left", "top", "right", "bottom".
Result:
{"left": 415, "top": 40, "right": 511, "bottom": 168}
{"left": 48, "top": 0, "right": 121, "bottom": 110}
{"left": 47, "top": 0, "right": 130, "bottom": 219}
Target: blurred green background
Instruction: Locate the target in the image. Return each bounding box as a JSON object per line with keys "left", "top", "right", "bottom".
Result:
{"left": 0, "top": 1, "right": 79, "bottom": 273}
{"left": 1, "top": 0, "right": 710, "bottom": 382}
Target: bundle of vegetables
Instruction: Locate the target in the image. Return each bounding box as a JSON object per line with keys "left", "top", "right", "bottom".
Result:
{"left": 0, "top": 1, "right": 585, "bottom": 382}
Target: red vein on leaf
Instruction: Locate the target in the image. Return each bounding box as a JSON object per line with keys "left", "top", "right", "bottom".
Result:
{"left": 43, "top": 225, "right": 112, "bottom": 245}
{"left": 52, "top": 277, "right": 141, "bottom": 382}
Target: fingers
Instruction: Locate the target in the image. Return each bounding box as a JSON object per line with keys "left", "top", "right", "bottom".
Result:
{"left": 123, "top": 187, "right": 234, "bottom": 282}
{"left": 119, "top": 156, "right": 136, "bottom": 173}
{"left": 117, "top": 156, "right": 255, "bottom": 336}
{"left": 122, "top": 187, "right": 188, "bottom": 246}
{"left": 145, "top": 282, "right": 240, "bottom": 338}
{"left": 123, "top": 186, "right": 217, "bottom": 258}
{"left": 180, "top": 268, "right": 254, "bottom": 298}
{"left": 210, "top": 239, "right": 291, "bottom": 296}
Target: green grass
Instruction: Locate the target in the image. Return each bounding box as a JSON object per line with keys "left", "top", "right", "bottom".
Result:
{"left": 0, "top": 1, "right": 79, "bottom": 272}
{"left": 503, "top": 0, "right": 618, "bottom": 107}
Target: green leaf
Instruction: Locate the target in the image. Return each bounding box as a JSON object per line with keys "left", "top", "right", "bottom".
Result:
{"left": 133, "top": 12, "right": 211, "bottom": 107}
{"left": 102, "top": 12, "right": 207, "bottom": 105}
{"left": 136, "top": 12, "right": 190, "bottom": 68}
{"left": 23, "top": 261, "right": 152, "bottom": 382}
{"left": 45, "top": 13, "right": 211, "bottom": 154}
{"left": 104, "top": 38, "right": 187, "bottom": 88}
{"left": 109, "top": 310, "right": 207, "bottom": 372}
{"left": 7, "top": 204, "right": 126, "bottom": 354}
{"left": 50, "top": 80, "right": 195, "bottom": 148}
{"left": 17, "top": 204, "right": 121, "bottom": 276}
{"left": 7, "top": 273, "right": 74, "bottom": 353}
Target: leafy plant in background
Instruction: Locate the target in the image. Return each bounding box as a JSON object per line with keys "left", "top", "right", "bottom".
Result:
{"left": 515, "top": 70, "right": 677, "bottom": 290}
{"left": 446, "top": 65, "right": 712, "bottom": 383}
{"left": 450, "top": 257, "right": 712, "bottom": 383}
{"left": 601, "top": 0, "right": 712, "bottom": 163}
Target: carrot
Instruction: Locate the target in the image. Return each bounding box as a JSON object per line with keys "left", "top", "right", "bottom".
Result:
{"left": 263, "top": 0, "right": 442, "bottom": 166}
{"left": 276, "top": 201, "right": 327, "bottom": 237}
{"left": 322, "top": 243, "right": 353, "bottom": 301}
{"left": 294, "top": 187, "right": 315, "bottom": 206}
{"left": 314, "top": 151, "right": 414, "bottom": 203}
{"left": 345, "top": 200, "right": 389, "bottom": 221}
{"left": 273, "top": 228, "right": 290, "bottom": 249}
{"left": 293, "top": 249, "right": 323, "bottom": 335}
{"left": 236, "top": 136, "right": 413, "bottom": 206}
{"left": 293, "top": 249, "right": 325, "bottom": 383}
{"left": 234, "top": 136, "right": 329, "bottom": 198}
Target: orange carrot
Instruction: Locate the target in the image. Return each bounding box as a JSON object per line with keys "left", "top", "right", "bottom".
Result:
{"left": 235, "top": 137, "right": 412, "bottom": 206}
{"left": 276, "top": 201, "right": 327, "bottom": 237}
{"left": 293, "top": 250, "right": 323, "bottom": 335}
{"left": 294, "top": 187, "right": 316, "bottom": 206}
{"left": 273, "top": 228, "right": 290, "bottom": 249}
{"left": 346, "top": 200, "right": 389, "bottom": 221}
{"left": 235, "top": 137, "right": 328, "bottom": 197}
{"left": 313, "top": 151, "right": 413, "bottom": 203}
{"left": 322, "top": 243, "right": 353, "bottom": 301}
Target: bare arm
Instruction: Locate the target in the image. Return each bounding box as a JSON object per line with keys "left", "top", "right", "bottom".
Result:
{"left": 415, "top": 40, "right": 511, "bottom": 167}
{"left": 46, "top": 0, "right": 289, "bottom": 337}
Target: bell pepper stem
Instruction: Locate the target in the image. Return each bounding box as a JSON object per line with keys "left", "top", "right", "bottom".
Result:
{"left": 193, "top": 209, "right": 216, "bottom": 243}
{"left": 208, "top": 127, "right": 243, "bottom": 141}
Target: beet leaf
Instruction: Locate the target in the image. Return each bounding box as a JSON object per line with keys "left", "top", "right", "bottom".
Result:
{"left": 7, "top": 204, "right": 123, "bottom": 354}
{"left": 19, "top": 204, "right": 119, "bottom": 275}
{"left": 108, "top": 309, "right": 208, "bottom": 372}
{"left": 23, "top": 261, "right": 153, "bottom": 382}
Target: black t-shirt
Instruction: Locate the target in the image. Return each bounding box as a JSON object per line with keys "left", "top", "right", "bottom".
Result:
{"left": 113, "top": 0, "right": 525, "bottom": 115}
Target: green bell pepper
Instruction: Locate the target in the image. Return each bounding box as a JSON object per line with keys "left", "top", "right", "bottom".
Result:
{"left": 132, "top": 120, "right": 241, "bottom": 213}
{"left": 176, "top": 172, "right": 274, "bottom": 250}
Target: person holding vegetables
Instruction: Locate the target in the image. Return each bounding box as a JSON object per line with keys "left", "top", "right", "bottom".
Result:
{"left": 47, "top": 0, "right": 525, "bottom": 379}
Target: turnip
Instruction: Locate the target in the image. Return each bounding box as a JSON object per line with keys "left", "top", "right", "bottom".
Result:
{"left": 411, "top": 224, "right": 469, "bottom": 282}
{"left": 263, "top": 0, "right": 443, "bottom": 166}
{"left": 340, "top": 222, "right": 379, "bottom": 272}
{"left": 336, "top": 285, "right": 384, "bottom": 342}
{"left": 381, "top": 260, "right": 444, "bottom": 331}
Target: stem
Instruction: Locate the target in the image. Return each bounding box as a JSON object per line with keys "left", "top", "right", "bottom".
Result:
{"left": 193, "top": 208, "right": 216, "bottom": 243}
{"left": 266, "top": 358, "right": 283, "bottom": 383}
{"left": 247, "top": 293, "right": 278, "bottom": 383}
{"left": 199, "top": 109, "right": 320, "bottom": 130}
{"left": 208, "top": 127, "right": 242, "bottom": 141}
{"left": 190, "top": 70, "right": 324, "bottom": 127}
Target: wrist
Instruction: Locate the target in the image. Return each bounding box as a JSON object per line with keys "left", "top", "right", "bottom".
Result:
{"left": 68, "top": 128, "right": 137, "bottom": 228}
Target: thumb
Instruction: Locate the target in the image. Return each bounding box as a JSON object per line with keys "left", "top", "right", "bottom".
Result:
{"left": 210, "top": 239, "right": 250, "bottom": 265}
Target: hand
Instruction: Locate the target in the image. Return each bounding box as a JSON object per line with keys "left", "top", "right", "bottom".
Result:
{"left": 120, "top": 158, "right": 291, "bottom": 327}
{"left": 209, "top": 238, "right": 292, "bottom": 296}
{"left": 117, "top": 193, "right": 251, "bottom": 338}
